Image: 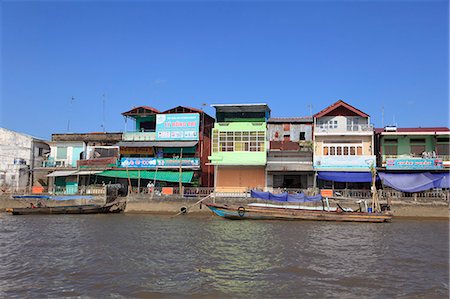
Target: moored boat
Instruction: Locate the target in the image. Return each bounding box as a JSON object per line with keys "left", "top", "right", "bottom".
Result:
{"left": 6, "top": 198, "right": 127, "bottom": 215}
{"left": 205, "top": 202, "right": 392, "bottom": 223}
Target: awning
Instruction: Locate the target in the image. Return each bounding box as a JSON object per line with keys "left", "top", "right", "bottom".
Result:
{"left": 47, "top": 170, "right": 78, "bottom": 177}
{"left": 75, "top": 170, "right": 102, "bottom": 175}
{"left": 318, "top": 171, "right": 372, "bottom": 183}
{"left": 97, "top": 170, "right": 194, "bottom": 183}
{"left": 379, "top": 172, "right": 450, "bottom": 192}
{"left": 116, "top": 141, "right": 198, "bottom": 148}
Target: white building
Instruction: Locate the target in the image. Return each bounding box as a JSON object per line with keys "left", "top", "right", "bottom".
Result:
{"left": 0, "top": 128, "right": 49, "bottom": 192}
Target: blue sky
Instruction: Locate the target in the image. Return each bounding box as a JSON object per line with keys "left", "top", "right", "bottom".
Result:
{"left": 1, "top": 1, "right": 448, "bottom": 139}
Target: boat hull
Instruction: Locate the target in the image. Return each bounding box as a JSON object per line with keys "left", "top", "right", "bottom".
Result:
{"left": 8, "top": 203, "right": 126, "bottom": 215}
{"left": 206, "top": 203, "right": 392, "bottom": 223}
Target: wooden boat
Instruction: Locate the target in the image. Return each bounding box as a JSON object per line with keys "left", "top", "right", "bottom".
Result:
{"left": 205, "top": 202, "right": 392, "bottom": 223}
{"left": 6, "top": 201, "right": 126, "bottom": 215}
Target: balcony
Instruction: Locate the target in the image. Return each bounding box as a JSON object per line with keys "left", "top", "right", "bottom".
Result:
{"left": 42, "top": 158, "right": 70, "bottom": 168}
{"left": 269, "top": 141, "right": 313, "bottom": 152}
{"left": 314, "top": 124, "right": 374, "bottom": 135}
{"left": 122, "top": 131, "right": 156, "bottom": 141}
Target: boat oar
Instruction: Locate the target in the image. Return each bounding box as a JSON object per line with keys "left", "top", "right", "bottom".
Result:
{"left": 172, "top": 194, "right": 212, "bottom": 218}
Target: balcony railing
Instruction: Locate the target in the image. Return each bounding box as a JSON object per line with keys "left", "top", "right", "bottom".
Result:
{"left": 314, "top": 124, "right": 373, "bottom": 133}
{"left": 42, "top": 159, "right": 69, "bottom": 167}
{"left": 122, "top": 131, "right": 156, "bottom": 141}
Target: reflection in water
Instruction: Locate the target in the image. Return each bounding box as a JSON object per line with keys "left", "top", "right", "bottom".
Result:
{"left": 0, "top": 213, "right": 447, "bottom": 298}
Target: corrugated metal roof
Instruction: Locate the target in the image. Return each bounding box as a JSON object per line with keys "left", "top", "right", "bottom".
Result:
{"left": 375, "top": 127, "right": 450, "bottom": 135}
{"left": 47, "top": 170, "right": 78, "bottom": 177}
{"left": 268, "top": 117, "right": 313, "bottom": 123}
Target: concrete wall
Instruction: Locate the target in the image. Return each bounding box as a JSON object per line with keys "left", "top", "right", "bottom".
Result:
{"left": 0, "top": 128, "right": 34, "bottom": 190}
{"left": 267, "top": 123, "right": 313, "bottom": 142}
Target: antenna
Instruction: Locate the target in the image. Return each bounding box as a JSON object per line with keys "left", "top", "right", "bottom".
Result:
{"left": 101, "top": 93, "right": 106, "bottom": 132}
{"left": 307, "top": 104, "right": 313, "bottom": 116}
{"left": 67, "top": 96, "right": 74, "bottom": 132}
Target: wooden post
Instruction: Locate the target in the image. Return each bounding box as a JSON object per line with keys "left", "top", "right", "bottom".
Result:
{"left": 126, "top": 166, "right": 131, "bottom": 195}
{"left": 151, "top": 166, "right": 158, "bottom": 199}
{"left": 179, "top": 148, "right": 183, "bottom": 196}
{"left": 137, "top": 169, "right": 141, "bottom": 194}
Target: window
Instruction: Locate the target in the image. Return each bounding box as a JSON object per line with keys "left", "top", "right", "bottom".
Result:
{"left": 357, "top": 146, "right": 363, "bottom": 155}
{"left": 323, "top": 143, "right": 363, "bottom": 156}
{"left": 299, "top": 132, "right": 306, "bottom": 140}
{"left": 384, "top": 139, "right": 398, "bottom": 156}
{"left": 410, "top": 138, "right": 426, "bottom": 156}
{"left": 213, "top": 130, "right": 265, "bottom": 153}
{"left": 437, "top": 144, "right": 449, "bottom": 155}
{"left": 56, "top": 147, "right": 67, "bottom": 159}
{"left": 38, "top": 148, "right": 44, "bottom": 157}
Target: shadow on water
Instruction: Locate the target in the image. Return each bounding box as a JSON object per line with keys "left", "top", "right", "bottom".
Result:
{"left": 0, "top": 213, "right": 448, "bottom": 298}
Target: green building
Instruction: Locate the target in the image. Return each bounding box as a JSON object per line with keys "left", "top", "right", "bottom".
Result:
{"left": 209, "top": 104, "right": 270, "bottom": 193}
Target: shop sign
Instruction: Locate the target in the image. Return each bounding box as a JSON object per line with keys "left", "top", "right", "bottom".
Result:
{"left": 314, "top": 156, "right": 376, "bottom": 170}
{"left": 386, "top": 158, "right": 443, "bottom": 170}
{"left": 120, "top": 157, "right": 200, "bottom": 168}
{"left": 155, "top": 113, "right": 199, "bottom": 140}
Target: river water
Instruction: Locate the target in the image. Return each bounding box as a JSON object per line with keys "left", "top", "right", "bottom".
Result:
{"left": 0, "top": 213, "right": 448, "bottom": 298}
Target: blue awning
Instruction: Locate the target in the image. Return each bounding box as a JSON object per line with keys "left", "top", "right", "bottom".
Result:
{"left": 318, "top": 171, "right": 372, "bottom": 183}
{"left": 379, "top": 172, "right": 450, "bottom": 192}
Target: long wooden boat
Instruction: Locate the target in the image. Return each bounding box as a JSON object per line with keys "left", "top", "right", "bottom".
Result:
{"left": 6, "top": 201, "right": 126, "bottom": 215}
{"left": 205, "top": 203, "right": 392, "bottom": 223}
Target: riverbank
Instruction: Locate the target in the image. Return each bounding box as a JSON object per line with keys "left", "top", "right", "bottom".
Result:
{"left": 1, "top": 194, "right": 448, "bottom": 218}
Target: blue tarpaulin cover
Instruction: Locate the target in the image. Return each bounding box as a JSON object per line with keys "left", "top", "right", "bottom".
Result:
{"left": 251, "top": 190, "right": 322, "bottom": 202}
{"left": 378, "top": 172, "right": 450, "bottom": 192}
{"left": 318, "top": 171, "right": 373, "bottom": 183}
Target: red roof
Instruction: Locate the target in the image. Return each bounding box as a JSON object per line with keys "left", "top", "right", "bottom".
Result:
{"left": 122, "top": 106, "right": 160, "bottom": 116}
{"left": 375, "top": 127, "right": 450, "bottom": 134}
{"left": 314, "top": 100, "right": 369, "bottom": 118}
{"left": 162, "top": 106, "right": 203, "bottom": 114}
{"left": 163, "top": 106, "right": 215, "bottom": 121}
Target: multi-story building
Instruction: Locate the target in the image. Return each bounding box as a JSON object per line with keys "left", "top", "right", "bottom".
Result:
{"left": 43, "top": 132, "right": 122, "bottom": 194}
{"left": 209, "top": 103, "right": 270, "bottom": 193}
{"left": 313, "top": 100, "right": 376, "bottom": 189}
{"left": 266, "top": 117, "right": 314, "bottom": 190}
{"left": 102, "top": 105, "right": 215, "bottom": 189}
{"left": 0, "top": 128, "right": 50, "bottom": 192}
{"left": 374, "top": 126, "right": 450, "bottom": 192}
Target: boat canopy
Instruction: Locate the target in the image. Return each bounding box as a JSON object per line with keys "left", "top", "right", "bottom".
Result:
{"left": 378, "top": 172, "right": 450, "bottom": 193}
{"left": 251, "top": 190, "right": 322, "bottom": 202}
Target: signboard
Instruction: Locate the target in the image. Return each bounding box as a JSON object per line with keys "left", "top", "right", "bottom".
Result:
{"left": 120, "top": 157, "right": 200, "bottom": 168}
{"left": 314, "top": 156, "right": 376, "bottom": 170}
{"left": 386, "top": 158, "right": 443, "bottom": 170}
{"left": 320, "top": 189, "right": 333, "bottom": 197}
{"left": 155, "top": 113, "right": 199, "bottom": 140}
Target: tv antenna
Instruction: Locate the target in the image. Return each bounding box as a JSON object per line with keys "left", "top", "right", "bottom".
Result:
{"left": 307, "top": 104, "right": 313, "bottom": 116}
{"left": 101, "top": 93, "right": 106, "bottom": 132}
{"left": 67, "top": 96, "right": 75, "bottom": 132}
